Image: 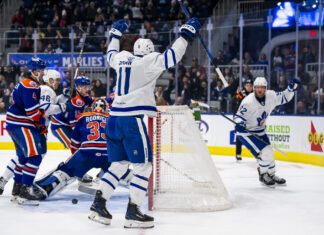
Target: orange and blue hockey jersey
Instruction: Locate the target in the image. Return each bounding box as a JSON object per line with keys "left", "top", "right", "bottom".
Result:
{"left": 6, "top": 78, "right": 43, "bottom": 130}
{"left": 70, "top": 111, "right": 109, "bottom": 154}
{"left": 51, "top": 93, "right": 94, "bottom": 129}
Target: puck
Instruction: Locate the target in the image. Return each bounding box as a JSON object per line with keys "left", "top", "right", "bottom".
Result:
{"left": 72, "top": 198, "right": 78, "bottom": 204}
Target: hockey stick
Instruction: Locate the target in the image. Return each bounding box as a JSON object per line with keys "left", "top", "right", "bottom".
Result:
{"left": 219, "top": 112, "right": 288, "bottom": 156}
{"left": 177, "top": 0, "right": 229, "bottom": 88}
{"left": 70, "top": 26, "right": 87, "bottom": 96}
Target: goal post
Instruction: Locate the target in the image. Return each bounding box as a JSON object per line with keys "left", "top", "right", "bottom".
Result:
{"left": 147, "top": 106, "right": 232, "bottom": 212}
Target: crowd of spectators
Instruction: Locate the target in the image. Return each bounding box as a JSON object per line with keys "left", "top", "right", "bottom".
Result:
{"left": 8, "top": 0, "right": 215, "bottom": 53}
{"left": 1, "top": 0, "right": 323, "bottom": 115}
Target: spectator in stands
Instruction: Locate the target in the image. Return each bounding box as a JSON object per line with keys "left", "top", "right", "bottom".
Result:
{"left": 179, "top": 75, "right": 191, "bottom": 105}
{"left": 257, "top": 53, "right": 268, "bottom": 65}
{"left": 243, "top": 51, "right": 254, "bottom": 65}
{"left": 18, "top": 33, "right": 33, "bottom": 52}
{"left": 277, "top": 74, "right": 288, "bottom": 91}
{"left": 242, "top": 65, "right": 254, "bottom": 83}
{"left": 1, "top": 66, "right": 16, "bottom": 85}
{"left": 0, "top": 75, "right": 7, "bottom": 90}
{"left": 131, "top": 0, "right": 144, "bottom": 22}
{"left": 301, "top": 45, "right": 315, "bottom": 67}
{"left": 284, "top": 48, "right": 296, "bottom": 75}
{"left": 211, "top": 79, "right": 228, "bottom": 101}
{"left": 62, "top": 71, "right": 72, "bottom": 88}
{"left": 272, "top": 47, "right": 284, "bottom": 71}
{"left": 298, "top": 63, "right": 311, "bottom": 86}
{"left": 11, "top": 10, "right": 24, "bottom": 28}
{"left": 197, "top": 80, "right": 208, "bottom": 103}
{"left": 189, "top": 57, "right": 206, "bottom": 80}
{"left": 44, "top": 43, "right": 55, "bottom": 53}
{"left": 92, "top": 79, "right": 106, "bottom": 97}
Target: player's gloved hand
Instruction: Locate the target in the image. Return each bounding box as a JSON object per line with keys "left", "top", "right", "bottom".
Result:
{"left": 63, "top": 87, "right": 71, "bottom": 99}
{"left": 179, "top": 17, "right": 201, "bottom": 41}
{"left": 58, "top": 103, "right": 66, "bottom": 112}
{"left": 235, "top": 122, "right": 246, "bottom": 133}
{"left": 288, "top": 77, "right": 301, "bottom": 92}
{"left": 35, "top": 110, "right": 47, "bottom": 134}
{"left": 110, "top": 19, "right": 129, "bottom": 40}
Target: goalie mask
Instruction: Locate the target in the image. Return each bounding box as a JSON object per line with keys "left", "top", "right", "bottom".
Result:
{"left": 133, "top": 38, "right": 154, "bottom": 56}
{"left": 92, "top": 98, "right": 108, "bottom": 113}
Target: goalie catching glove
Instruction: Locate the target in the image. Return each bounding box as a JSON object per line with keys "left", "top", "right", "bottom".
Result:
{"left": 179, "top": 17, "right": 201, "bottom": 41}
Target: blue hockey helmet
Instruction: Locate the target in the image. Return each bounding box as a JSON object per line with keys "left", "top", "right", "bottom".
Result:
{"left": 75, "top": 76, "right": 90, "bottom": 86}
{"left": 27, "top": 57, "right": 47, "bottom": 70}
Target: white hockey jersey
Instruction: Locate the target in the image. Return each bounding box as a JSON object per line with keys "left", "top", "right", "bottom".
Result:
{"left": 234, "top": 89, "right": 295, "bottom": 135}
{"left": 39, "top": 85, "right": 64, "bottom": 126}
{"left": 107, "top": 37, "right": 188, "bottom": 116}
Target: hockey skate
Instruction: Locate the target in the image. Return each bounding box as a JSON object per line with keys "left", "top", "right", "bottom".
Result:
{"left": 124, "top": 199, "right": 154, "bottom": 229}
{"left": 235, "top": 155, "right": 242, "bottom": 162}
{"left": 0, "top": 176, "right": 7, "bottom": 195}
{"left": 10, "top": 182, "right": 22, "bottom": 203}
{"left": 270, "top": 174, "right": 286, "bottom": 186}
{"left": 88, "top": 190, "right": 112, "bottom": 225}
{"left": 258, "top": 168, "right": 275, "bottom": 187}
{"left": 17, "top": 184, "right": 46, "bottom": 206}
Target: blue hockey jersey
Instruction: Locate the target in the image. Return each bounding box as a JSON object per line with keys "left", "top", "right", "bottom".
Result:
{"left": 6, "top": 78, "right": 43, "bottom": 130}
{"left": 51, "top": 92, "right": 93, "bottom": 129}
{"left": 69, "top": 111, "right": 109, "bottom": 154}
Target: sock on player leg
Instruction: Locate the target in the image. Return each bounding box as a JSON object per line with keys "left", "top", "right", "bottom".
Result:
{"left": 129, "top": 163, "right": 152, "bottom": 206}
{"left": 100, "top": 161, "right": 129, "bottom": 200}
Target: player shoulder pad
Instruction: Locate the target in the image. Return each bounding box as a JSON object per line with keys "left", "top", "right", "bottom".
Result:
{"left": 266, "top": 90, "right": 276, "bottom": 98}
{"left": 40, "top": 85, "right": 55, "bottom": 96}
{"left": 71, "top": 94, "right": 85, "bottom": 107}
{"left": 20, "top": 78, "right": 40, "bottom": 89}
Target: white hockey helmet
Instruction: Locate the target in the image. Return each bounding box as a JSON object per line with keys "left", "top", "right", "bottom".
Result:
{"left": 133, "top": 38, "right": 154, "bottom": 56}
{"left": 43, "top": 69, "right": 61, "bottom": 83}
{"left": 253, "top": 77, "right": 267, "bottom": 87}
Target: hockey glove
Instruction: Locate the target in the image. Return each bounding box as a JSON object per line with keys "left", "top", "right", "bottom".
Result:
{"left": 63, "top": 87, "right": 71, "bottom": 98}
{"left": 179, "top": 17, "right": 201, "bottom": 41}
{"left": 110, "top": 19, "right": 129, "bottom": 40}
{"left": 235, "top": 122, "right": 247, "bottom": 133}
{"left": 288, "top": 77, "right": 301, "bottom": 92}
{"left": 35, "top": 110, "right": 47, "bottom": 134}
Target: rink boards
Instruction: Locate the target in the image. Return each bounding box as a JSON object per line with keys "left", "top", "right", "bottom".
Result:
{"left": 0, "top": 114, "right": 323, "bottom": 166}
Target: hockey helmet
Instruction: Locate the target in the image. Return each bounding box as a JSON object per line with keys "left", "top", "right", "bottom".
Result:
{"left": 253, "top": 77, "right": 267, "bottom": 87}
{"left": 75, "top": 76, "right": 91, "bottom": 87}
{"left": 43, "top": 69, "right": 61, "bottom": 83}
{"left": 133, "top": 38, "right": 154, "bottom": 56}
{"left": 92, "top": 98, "right": 108, "bottom": 113}
{"left": 27, "top": 57, "right": 47, "bottom": 71}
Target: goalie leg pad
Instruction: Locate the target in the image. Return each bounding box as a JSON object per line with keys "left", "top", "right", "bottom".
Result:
{"left": 257, "top": 145, "right": 275, "bottom": 174}
{"left": 129, "top": 163, "right": 152, "bottom": 206}
{"left": 100, "top": 161, "right": 129, "bottom": 200}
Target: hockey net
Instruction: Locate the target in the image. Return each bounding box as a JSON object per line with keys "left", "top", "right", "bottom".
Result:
{"left": 148, "top": 106, "right": 232, "bottom": 212}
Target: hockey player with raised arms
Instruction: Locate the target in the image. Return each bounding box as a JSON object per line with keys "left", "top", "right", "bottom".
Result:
{"left": 0, "top": 69, "right": 66, "bottom": 197}
{"left": 234, "top": 76, "right": 301, "bottom": 187}
{"left": 5, "top": 57, "right": 48, "bottom": 205}
{"left": 88, "top": 17, "right": 201, "bottom": 228}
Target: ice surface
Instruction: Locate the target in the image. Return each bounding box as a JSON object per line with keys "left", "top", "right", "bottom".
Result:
{"left": 0, "top": 150, "right": 324, "bottom": 235}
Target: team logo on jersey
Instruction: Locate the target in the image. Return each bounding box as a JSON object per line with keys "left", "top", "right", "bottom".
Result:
{"left": 308, "top": 121, "right": 323, "bottom": 152}
{"left": 76, "top": 99, "right": 83, "bottom": 106}
{"left": 257, "top": 111, "right": 267, "bottom": 126}
{"left": 29, "top": 81, "right": 37, "bottom": 87}
{"left": 32, "top": 92, "right": 37, "bottom": 100}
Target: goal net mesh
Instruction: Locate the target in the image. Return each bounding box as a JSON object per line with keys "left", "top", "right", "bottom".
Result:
{"left": 148, "top": 106, "right": 232, "bottom": 212}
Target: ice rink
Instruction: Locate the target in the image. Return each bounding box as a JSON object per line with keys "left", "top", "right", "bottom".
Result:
{"left": 0, "top": 150, "right": 324, "bottom": 235}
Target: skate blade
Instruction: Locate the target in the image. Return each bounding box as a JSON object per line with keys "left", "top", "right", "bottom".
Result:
{"left": 10, "top": 196, "right": 19, "bottom": 203}
{"left": 17, "top": 197, "right": 39, "bottom": 206}
{"left": 124, "top": 219, "right": 154, "bottom": 229}
{"left": 260, "top": 182, "right": 276, "bottom": 188}
{"left": 88, "top": 212, "right": 111, "bottom": 225}
{"left": 275, "top": 183, "right": 287, "bottom": 187}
